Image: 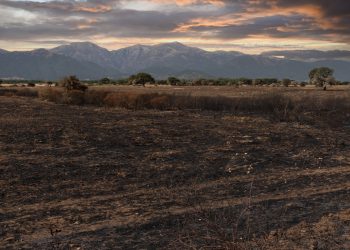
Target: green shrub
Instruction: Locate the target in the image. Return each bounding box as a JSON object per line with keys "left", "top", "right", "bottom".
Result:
{"left": 128, "top": 73, "right": 155, "bottom": 85}
{"left": 167, "top": 77, "right": 181, "bottom": 85}
{"left": 282, "top": 79, "right": 291, "bottom": 87}
{"left": 156, "top": 80, "right": 167, "bottom": 85}
{"left": 99, "top": 78, "right": 111, "bottom": 85}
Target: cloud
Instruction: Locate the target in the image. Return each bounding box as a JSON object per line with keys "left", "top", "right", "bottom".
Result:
{"left": 0, "top": 0, "right": 119, "bottom": 14}
{"left": 151, "top": 0, "right": 225, "bottom": 6}
{"left": 0, "top": 0, "right": 349, "bottom": 52}
{"left": 173, "top": 0, "right": 350, "bottom": 42}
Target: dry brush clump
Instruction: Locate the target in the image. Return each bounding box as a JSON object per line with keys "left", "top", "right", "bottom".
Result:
{"left": 103, "top": 92, "right": 139, "bottom": 109}
{"left": 103, "top": 92, "right": 173, "bottom": 110}
{"left": 61, "top": 90, "right": 85, "bottom": 105}
{"left": 38, "top": 88, "right": 64, "bottom": 103}
{"left": 0, "top": 88, "right": 38, "bottom": 97}
{"left": 59, "top": 75, "right": 88, "bottom": 92}
{"left": 37, "top": 88, "right": 350, "bottom": 122}
{"left": 84, "top": 90, "right": 110, "bottom": 105}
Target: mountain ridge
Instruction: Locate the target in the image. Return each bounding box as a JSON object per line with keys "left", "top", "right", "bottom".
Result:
{"left": 0, "top": 48, "right": 119, "bottom": 80}
{"left": 0, "top": 42, "right": 349, "bottom": 81}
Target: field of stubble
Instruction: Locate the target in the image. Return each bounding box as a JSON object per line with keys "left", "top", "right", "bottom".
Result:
{"left": 0, "top": 86, "right": 349, "bottom": 249}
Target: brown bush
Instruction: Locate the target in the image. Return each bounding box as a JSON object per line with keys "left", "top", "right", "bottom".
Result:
{"left": 149, "top": 95, "right": 172, "bottom": 110}
{"left": 104, "top": 92, "right": 139, "bottom": 109}
{"left": 39, "top": 88, "right": 64, "bottom": 103}
{"left": 35, "top": 88, "right": 349, "bottom": 124}
{"left": 135, "top": 93, "right": 162, "bottom": 109}
{"left": 84, "top": 90, "right": 110, "bottom": 106}
{"left": 100, "top": 92, "right": 293, "bottom": 114}
{"left": 62, "top": 90, "right": 85, "bottom": 105}
{"left": 39, "top": 88, "right": 86, "bottom": 105}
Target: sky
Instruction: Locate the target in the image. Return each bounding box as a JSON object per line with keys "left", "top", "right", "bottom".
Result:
{"left": 0, "top": 0, "right": 349, "bottom": 53}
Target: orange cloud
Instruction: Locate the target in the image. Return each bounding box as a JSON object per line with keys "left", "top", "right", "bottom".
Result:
{"left": 73, "top": 3, "right": 113, "bottom": 13}
{"left": 173, "top": 1, "right": 336, "bottom": 35}
{"left": 76, "top": 19, "right": 99, "bottom": 30}
{"left": 151, "top": 0, "right": 225, "bottom": 6}
{"left": 269, "top": 4, "right": 345, "bottom": 30}
{"left": 174, "top": 16, "right": 235, "bottom": 32}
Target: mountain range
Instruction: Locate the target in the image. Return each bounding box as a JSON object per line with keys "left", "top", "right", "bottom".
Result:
{"left": 0, "top": 42, "right": 349, "bottom": 81}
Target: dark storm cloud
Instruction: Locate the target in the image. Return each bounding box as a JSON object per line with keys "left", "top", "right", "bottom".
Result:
{"left": 0, "top": 1, "right": 200, "bottom": 40}
{"left": 175, "top": 0, "right": 350, "bottom": 42}
{"left": 184, "top": 14, "right": 326, "bottom": 40}
{"left": 0, "top": 0, "right": 349, "bottom": 45}
{"left": 275, "top": 0, "right": 350, "bottom": 17}
{"left": 0, "top": 0, "right": 120, "bottom": 14}
{"left": 0, "top": 21, "right": 96, "bottom": 40}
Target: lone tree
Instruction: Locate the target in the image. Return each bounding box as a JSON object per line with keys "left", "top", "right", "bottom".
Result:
{"left": 282, "top": 78, "right": 291, "bottom": 87}
{"left": 60, "top": 75, "right": 88, "bottom": 91}
{"left": 309, "top": 67, "right": 335, "bottom": 90}
{"left": 167, "top": 76, "right": 181, "bottom": 86}
{"left": 100, "top": 77, "right": 111, "bottom": 85}
{"left": 128, "top": 73, "right": 155, "bottom": 86}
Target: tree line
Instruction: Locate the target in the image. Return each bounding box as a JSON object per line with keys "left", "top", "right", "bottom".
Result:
{"left": 0, "top": 67, "right": 348, "bottom": 90}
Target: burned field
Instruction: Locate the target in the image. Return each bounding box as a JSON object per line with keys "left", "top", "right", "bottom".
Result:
{"left": 0, "top": 87, "right": 350, "bottom": 249}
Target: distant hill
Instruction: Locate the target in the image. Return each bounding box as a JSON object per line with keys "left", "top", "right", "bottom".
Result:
{"left": 0, "top": 42, "right": 349, "bottom": 81}
{"left": 0, "top": 49, "right": 119, "bottom": 80}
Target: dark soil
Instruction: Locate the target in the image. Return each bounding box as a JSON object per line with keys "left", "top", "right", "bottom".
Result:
{"left": 0, "top": 95, "right": 349, "bottom": 249}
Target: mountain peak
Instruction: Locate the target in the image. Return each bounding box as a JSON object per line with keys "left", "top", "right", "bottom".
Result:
{"left": 153, "top": 41, "right": 204, "bottom": 53}
{"left": 69, "top": 41, "right": 101, "bottom": 48}
{"left": 53, "top": 42, "right": 106, "bottom": 51}
{"left": 162, "top": 41, "right": 186, "bottom": 46}
{"left": 128, "top": 44, "right": 151, "bottom": 49}
{"left": 50, "top": 41, "right": 114, "bottom": 68}
{"left": 156, "top": 41, "right": 189, "bottom": 49}
{"left": 31, "top": 48, "right": 51, "bottom": 56}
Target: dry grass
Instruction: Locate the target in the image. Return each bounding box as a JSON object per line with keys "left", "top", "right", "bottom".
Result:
{"left": 36, "top": 87, "right": 350, "bottom": 124}
{"left": 38, "top": 88, "right": 63, "bottom": 103}
{"left": 0, "top": 94, "right": 349, "bottom": 249}
{"left": 0, "top": 87, "right": 38, "bottom": 97}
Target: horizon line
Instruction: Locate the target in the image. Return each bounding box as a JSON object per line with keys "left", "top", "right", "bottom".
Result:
{"left": 2, "top": 41, "right": 350, "bottom": 54}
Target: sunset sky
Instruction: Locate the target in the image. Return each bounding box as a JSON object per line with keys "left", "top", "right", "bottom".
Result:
{"left": 0, "top": 0, "right": 349, "bottom": 53}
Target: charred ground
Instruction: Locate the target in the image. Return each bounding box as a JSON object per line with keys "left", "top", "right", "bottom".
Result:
{"left": 0, "top": 86, "right": 349, "bottom": 249}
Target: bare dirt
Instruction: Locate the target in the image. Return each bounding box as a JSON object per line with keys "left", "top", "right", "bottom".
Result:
{"left": 0, "top": 86, "right": 349, "bottom": 249}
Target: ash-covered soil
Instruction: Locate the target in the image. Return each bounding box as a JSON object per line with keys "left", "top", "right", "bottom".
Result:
{"left": 0, "top": 96, "right": 349, "bottom": 249}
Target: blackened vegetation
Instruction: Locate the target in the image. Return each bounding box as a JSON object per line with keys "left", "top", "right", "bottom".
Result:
{"left": 0, "top": 86, "right": 349, "bottom": 249}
